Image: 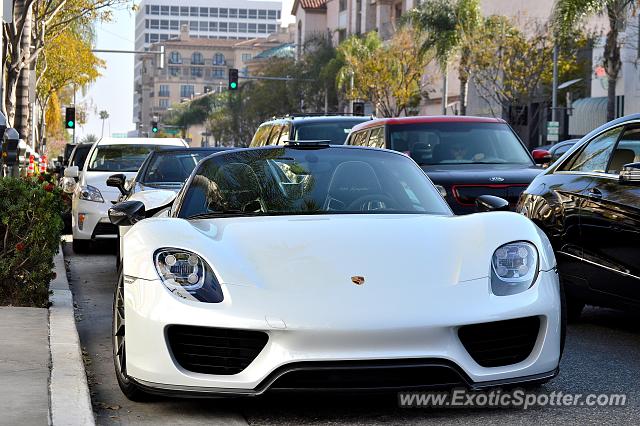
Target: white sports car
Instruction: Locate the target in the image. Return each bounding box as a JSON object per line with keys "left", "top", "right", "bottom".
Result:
{"left": 110, "top": 143, "right": 563, "bottom": 400}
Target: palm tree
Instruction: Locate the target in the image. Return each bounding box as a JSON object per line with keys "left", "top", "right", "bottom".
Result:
{"left": 405, "top": 0, "right": 480, "bottom": 115}
{"left": 553, "top": 0, "right": 635, "bottom": 121}
{"left": 99, "top": 110, "right": 110, "bottom": 137}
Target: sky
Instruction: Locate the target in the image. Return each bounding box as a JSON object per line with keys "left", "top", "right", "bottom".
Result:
{"left": 79, "top": 1, "right": 295, "bottom": 140}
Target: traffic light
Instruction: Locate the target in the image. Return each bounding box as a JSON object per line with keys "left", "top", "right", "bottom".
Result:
{"left": 151, "top": 121, "right": 159, "bottom": 133}
{"left": 65, "top": 107, "right": 76, "bottom": 129}
{"left": 228, "top": 68, "right": 239, "bottom": 90}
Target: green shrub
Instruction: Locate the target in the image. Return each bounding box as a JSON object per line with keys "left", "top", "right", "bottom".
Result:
{"left": 0, "top": 175, "right": 64, "bottom": 307}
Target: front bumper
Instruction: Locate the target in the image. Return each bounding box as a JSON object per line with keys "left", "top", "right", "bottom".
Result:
{"left": 124, "top": 270, "right": 561, "bottom": 395}
{"left": 72, "top": 198, "right": 118, "bottom": 241}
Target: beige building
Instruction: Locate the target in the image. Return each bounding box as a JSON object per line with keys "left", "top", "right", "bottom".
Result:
{"left": 138, "top": 26, "right": 290, "bottom": 139}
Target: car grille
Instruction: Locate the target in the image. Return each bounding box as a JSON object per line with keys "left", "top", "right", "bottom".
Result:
{"left": 92, "top": 222, "right": 118, "bottom": 237}
{"left": 452, "top": 184, "right": 528, "bottom": 208}
{"left": 265, "top": 359, "right": 467, "bottom": 391}
{"left": 458, "top": 316, "right": 540, "bottom": 367}
{"left": 166, "top": 325, "right": 268, "bottom": 375}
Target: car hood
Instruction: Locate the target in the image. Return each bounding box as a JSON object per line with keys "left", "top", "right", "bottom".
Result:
{"left": 421, "top": 163, "right": 543, "bottom": 185}
{"left": 81, "top": 171, "right": 137, "bottom": 203}
{"left": 124, "top": 213, "right": 555, "bottom": 292}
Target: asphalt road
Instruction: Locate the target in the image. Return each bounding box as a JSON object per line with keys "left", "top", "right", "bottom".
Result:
{"left": 64, "top": 240, "right": 640, "bottom": 425}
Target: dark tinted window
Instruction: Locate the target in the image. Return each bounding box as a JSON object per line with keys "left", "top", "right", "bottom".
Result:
{"left": 293, "top": 119, "right": 368, "bottom": 145}
{"left": 87, "top": 145, "right": 164, "bottom": 172}
{"left": 607, "top": 126, "right": 640, "bottom": 174}
{"left": 561, "top": 127, "right": 622, "bottom": 173}
{"left": 70, "top": 144, "right": 92, "bottom": 169}
{"left": 178, "top": 147, "right": 450, "bottom": 218}
{"left": 141, "top": 151, "right": 214, "bottom": 184}
{"left": 388, "top": 122, "right": 532, "bottom": 165}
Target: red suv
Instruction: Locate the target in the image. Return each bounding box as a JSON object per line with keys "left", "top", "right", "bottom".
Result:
{"left": 346, "top": 116, "right": 550, "bottom": 214}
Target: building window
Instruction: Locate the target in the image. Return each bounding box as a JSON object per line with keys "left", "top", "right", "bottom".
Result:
{"left": 229, "top": 22, "right": 237, "bottom": 32}
{"left": 169, "top": 52, "right": 182, "bottom": 64}
{"left": 159, "top": 85, "right": 170, "bottom": 97}
{"left": 180, "top": 85, "right": 195, "bottom": 98}
{"left": 219, "top": 22, "right": 228, "bottom": 32}
{"left": 150, "top": 5, "right": 159, "bottom": 15}
{"left": 160, "top": 33, "right": 169, "bottom": 41}
{"left": 239, "top": 23, "right": 247, "bottom": 32}
{"left": 199, "top": 7, "right": 208, "bottom": 17}
{"left": 170, "top": 6, "right": 179, "bottom": 16}
{"left": 190, "top": 7, "right": 198, "bottom": 17}
{"left": 212, "top": 68, "right": 224, "bottom": 79}
{"left": 160, "top": 6, "right": 169, "bottom": 15}
{"left": 170, "top": 20, "right": 179, "bottom": 30}
{"left": 144, "top": 33, "right": 149, "bottom": 43}
{"left": 239, "top": 9, "right": 247, "bottom": 19}
{"left": 180, "top": 6, "right": 188, "bottom": 16}
{"left": 192, "top": 52, "right": 204, "bottom": 65}
{"left": 213, "top": 53, "right": 225, "bottom": 65}
{"left": 191, "top": 67, "right": 203, "bottom": 78}
{"left": 210, "top": 8, "right": 218, "bottom": 17}
{"left": 267, "top": 24, "right": 276, "bottom": 33}
{"left": 268, "top": 10, "right": 276, "bottom": 19}
{"left": 248, "top": 23, "right": 256, "bottom": 33}
{"left": 210, "top": 22, "right": 218, "bottom": 31}
{"left": 190, "top": 21, "right": 198, "bottom": 31}
{"left": 150, "top": 19, "right": 159, "bottom": 29}
{"left": 219, "top": 8, "right": 228, "bottom": 18}
{"left": 249, "top": 9, "right": 257, "bottom": 19}
{"left": 258, "top": 24, "right": 266, "bottom": 33}
{"left": 229, "top": 8, "right": 238, "bottom": 18}
{"left": 339, "top": 0, "right": 347, "bottom": 11}
{"left": 159, "top": 99, "right": 169, "bottom": 109}
{"left": 160, "top": 20, "right": 169, "bottom": 30}
{"left": 258, "top": 9, "right": 266, "bottom": 19}
{"left": 277, "top": 10, "right": 281, "bottom": 19}
{"left": 169, "top": 67, "right": 180, "bottom": 76}
{"left": 242, "top": 53, "right": 252, "bottom": 62}
{"left": 145, "top": 19, "right": 149, "bottom": 29}
{"left": 199, "top": 21, "right": 208, "bottom": 31}
{"left": 149, "top": 33, "right": 159, "bottom": 43}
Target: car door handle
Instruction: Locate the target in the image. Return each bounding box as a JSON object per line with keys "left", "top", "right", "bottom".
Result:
{"left": 588, "top": 188, "right": 602, "bottom": 199}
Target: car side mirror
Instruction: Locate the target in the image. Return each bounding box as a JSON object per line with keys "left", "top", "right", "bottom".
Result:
{"left": 64, "top": 165, "right": 79, "bottom": 178}
{"left": 532, "top": 149, "right": 552, "bottom": 165}
{"left": 619, "top": 162, "right": 640, "bottom": 184}
{"left": 107, "top": 173, "right": 129, "bottom": 196}
{"left": 475, "top": 195, "right": 510, "bottom": 212}
{"left": 109, "top": 201, "right": 145, "bottom": 226}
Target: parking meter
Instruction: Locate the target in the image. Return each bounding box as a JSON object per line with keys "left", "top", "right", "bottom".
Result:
{"left": 0, "top": 112, "right": 7, "bottom": 141}
{"left": 1, "top": 128, "right": 20, "bottom": 166}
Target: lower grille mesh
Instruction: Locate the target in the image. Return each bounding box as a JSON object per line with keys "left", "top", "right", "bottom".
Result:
{"left": 167, "top": 325, "right": 268, "bottom": 375}
{"left": 458, "top": 316, "right": 540, "bottom": 367}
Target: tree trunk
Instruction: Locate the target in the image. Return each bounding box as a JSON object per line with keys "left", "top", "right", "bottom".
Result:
{"left": 604, "top": 5, "right": 621, "bottom": 122}
{"left": 7, "top": 0, "right": 33, "bottom": 144}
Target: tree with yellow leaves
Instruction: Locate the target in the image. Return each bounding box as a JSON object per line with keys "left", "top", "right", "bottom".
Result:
{"left": 337, "top": 29, "right": 432, "bottom": 117}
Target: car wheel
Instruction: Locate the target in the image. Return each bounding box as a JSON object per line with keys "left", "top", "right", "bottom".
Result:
{"left": 112, "top": 269, "right": 148, "bottom": 401}
{"left": 72, "top": 239, "right": 91, "bottom": 254}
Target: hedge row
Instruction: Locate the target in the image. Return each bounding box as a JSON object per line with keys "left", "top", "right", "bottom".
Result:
{"left": 0, "top": 174, "right": 64, "bottom": 307}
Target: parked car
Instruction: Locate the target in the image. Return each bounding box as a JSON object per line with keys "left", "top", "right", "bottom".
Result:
{"left": 250, "top": 114, "right": 372, "bottom": 147}
{"left": 108, "top": 147, "right": 230, "bottom": 265}
{"left": 518, "top": 114, "right": 640, "bottom": 320}
{"left": 109, "top": 143, "right": 561, "bottom": 400}
{"left": 60, "top": 142, "right": 95, "bottom": 232}
{"left": 346, "top": 116, "right": 550, "bottom": 214}
{"left": 67, "top": 137, "right": 188, "bottom": 252}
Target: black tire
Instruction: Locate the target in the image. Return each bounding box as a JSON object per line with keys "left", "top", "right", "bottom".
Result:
{"left": 72, "top": 239, "right": 91, "bottom": 254}
{"left": 112, "top": 269, "right": 149, "bottom": 401}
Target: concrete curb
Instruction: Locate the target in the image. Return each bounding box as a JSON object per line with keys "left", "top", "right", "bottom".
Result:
{"left": 49, "top": 242, "right": 95, "bottom": 426}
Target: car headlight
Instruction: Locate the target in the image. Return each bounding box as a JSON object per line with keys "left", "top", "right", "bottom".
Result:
{"left": 154, "top": 248, "right": 224, "bottom": 303}
{"left": 490, "top": 241, "right": 539, "bottom": 296}
{"left": 78, "top": 185, "right": 104, "bottom": 203}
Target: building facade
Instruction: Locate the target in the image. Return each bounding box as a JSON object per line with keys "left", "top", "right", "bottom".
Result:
{"left": 137, "top": 25, "right": 289, "bottom": 139}
{"left": 133, "top": 0, "right": 283, "bottom": 129}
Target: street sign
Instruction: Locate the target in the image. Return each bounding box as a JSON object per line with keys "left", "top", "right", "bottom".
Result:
{"left": 547, "top": 121, "right": 559, "bottom": 142}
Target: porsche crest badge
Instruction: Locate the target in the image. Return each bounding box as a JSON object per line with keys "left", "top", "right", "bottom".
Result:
{"left": 351, "top": 276, "right": 365, "bottom": 285}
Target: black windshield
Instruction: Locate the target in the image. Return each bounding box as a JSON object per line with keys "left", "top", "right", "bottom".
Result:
{"left": 88, "top": 145, "right": 165, "bottom": 172}
{"left": 141, "top": 151, "right": 215, "bottom": 184}
{"left": 294, "top": 119, "right": 369, "bottom": 145}
{"left": 389, "top": 122, "right": 533, "bottom": 166}
{"left": 178, "top": 147, "right": 451, "bottom": 218}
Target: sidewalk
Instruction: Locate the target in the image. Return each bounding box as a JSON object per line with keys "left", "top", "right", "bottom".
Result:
{"left": 0, "top": 307, "right": 50, "bottom": 426}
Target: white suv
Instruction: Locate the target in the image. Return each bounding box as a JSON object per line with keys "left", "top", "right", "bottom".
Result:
{"left": 67, "top": 138, "right": 188, "bottom": 252}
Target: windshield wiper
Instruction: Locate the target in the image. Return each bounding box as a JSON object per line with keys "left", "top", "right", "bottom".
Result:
{"left": 186, "top": 210, "right": 263, "bottom": 220}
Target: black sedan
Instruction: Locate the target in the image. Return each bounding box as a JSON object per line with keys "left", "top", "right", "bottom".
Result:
{"left": 517, "top": 114, "right": 640, "bottom": 320}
